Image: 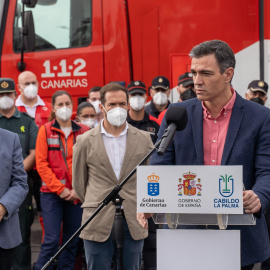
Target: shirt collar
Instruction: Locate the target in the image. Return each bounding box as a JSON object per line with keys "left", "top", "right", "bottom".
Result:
{"left": 100, "top": 119, "right": 128, "bottom": 138}
{"left": 202, "top": 87, "right": 236, "bottom": 119}
{"left": 0, "top": 108, "right": 21, "bottom": 118}
{"left": 16, "top": 95, "right": 45, "bottom": 108}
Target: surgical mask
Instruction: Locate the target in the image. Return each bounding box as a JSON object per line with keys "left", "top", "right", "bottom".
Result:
{"left": 55, "top": 106, "right": 72, "bottom": 121}
{"left": 129, "top": 95, "right": 145, "bottom": 111}
{"left": 81, "top": 118, "right": 96, "bottom": 128}
{"left": 91, "top": 100, "right": 101, "bottom": 114}
{"left": 103, "top": 106, "right": 127, "bottom": 127}
{"left": 24, "top": 84, "right": 38, "bottom": 99}
{"left": 250, "top": 97, "right": 264, "bottom": 106}
{"left": 153, "top": 91, "right": 168, "bottom": 105}
{"left": 0, "top": 96, "right": 14, "bottom": 110}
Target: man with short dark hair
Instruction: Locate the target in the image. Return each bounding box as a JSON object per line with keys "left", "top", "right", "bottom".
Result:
{"left": 0, "top": 78, "right": 38, "bottom": 270}
{"left": 245, "top": 80, "right": 268, "bottom": 105}
{"left": 87, "top": 86, "right": 103, "bottom": 122}
{"left": 145, "top": 76, "right": 171, "bottom": 118}
{"left": 138, "top": 40, "right": 270, "bottom": 270}
{"left": 73, "top": 82, "right": 154, "bottom": 270}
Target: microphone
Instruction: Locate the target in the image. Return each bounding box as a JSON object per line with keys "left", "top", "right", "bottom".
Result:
{"left": 157, "top": 106, "right": 188, "bottom": 156}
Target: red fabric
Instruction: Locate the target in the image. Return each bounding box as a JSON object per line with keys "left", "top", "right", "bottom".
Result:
{"left": 157, "top": 109, "right": 166, "bottom": 125}
{"left": 17, "top": 100, "right": 51, "bottom": 128}
{"left": 202, "top": 88, "right": 236, "bottom": 165}
{"left": 36, "top": 120, "right": 89, "bottom": 195}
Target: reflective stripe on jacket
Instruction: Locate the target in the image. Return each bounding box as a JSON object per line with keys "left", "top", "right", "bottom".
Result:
{"left": 36, "top": 119, "right": 89, "bottom": 195}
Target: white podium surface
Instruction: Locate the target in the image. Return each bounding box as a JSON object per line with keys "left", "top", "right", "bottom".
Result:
{"left": 157, "top": 229, "right": 240, "bottom": 270}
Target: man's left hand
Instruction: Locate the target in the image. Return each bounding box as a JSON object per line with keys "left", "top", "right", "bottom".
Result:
{"left": 243, "top": 190, "right": 261, "bottom": 214}
{"left": 0, "top": 203, "right": 7, "bottom": 222}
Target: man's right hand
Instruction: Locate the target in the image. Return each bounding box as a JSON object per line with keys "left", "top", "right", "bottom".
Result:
{"left": 137, "top": 212, "right": 153, "bottom": 229}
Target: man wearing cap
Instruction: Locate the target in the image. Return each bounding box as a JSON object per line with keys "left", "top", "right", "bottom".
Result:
{"left": 127, "top": 81, "right": 160, "bottom": 143}
{"left": 145, "top": 76, "right": 171, "bottom": 118}
{"left": 0, "top": 78, "right": 38, "bottom": 270}
{"left": 245, "top": 80, "right": 268, "bottom": 105}
{"left": 177, "top": 72, "right": 195, "bottom": 101}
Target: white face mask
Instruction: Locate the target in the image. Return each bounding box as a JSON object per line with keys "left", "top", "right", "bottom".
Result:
{"left": 0, "top": 96, "right": 15, "bottom": 110}
{"left": 153, "top": 91, "right": 168, "bottom": 105}
{"left": 103, "top": 106, "right": 127, "bottom": 127}
{"left": 23, "top": 84, "right": 38, "bottom": 99}
{"left": 81, "top": 118, "right": 96, "bottom": 128}
{"left": 55, "top": 106, "right": 72, "bottom": 121}
{"left": 91, "top": 100, "right": 101, "bottom": 114}
{"left": 129, "top": 95, "right": 145, "bottom": 111}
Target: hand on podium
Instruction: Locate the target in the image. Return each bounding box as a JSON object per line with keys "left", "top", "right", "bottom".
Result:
{"left": 243, "top": 190, "right": 261, "bottom": 214}
{"left": 137, "top": 213, "right": 153, "bottom": 229}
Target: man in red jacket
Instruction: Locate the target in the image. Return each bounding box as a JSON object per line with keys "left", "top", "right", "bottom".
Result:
{"left": 16, "top": 71, "right": 51, "bottom": 128}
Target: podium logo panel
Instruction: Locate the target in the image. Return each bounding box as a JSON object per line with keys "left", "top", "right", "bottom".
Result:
{"left": 178, "top": 171, "right": 202, "bottom": 196}
{"left": 148, "top": 173, "right": 160, "bottom": 196}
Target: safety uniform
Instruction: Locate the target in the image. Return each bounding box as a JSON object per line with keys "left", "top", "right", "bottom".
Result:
{"left": 127, "top": 112, "right": 160, "bottom": 143}
{"left": 16, "top": 95, "right": 51, "bottom": 128}
{"left": 34, "top": 119, "right": 89, "bottom": 270}
{"left": 144, "top": 100, "right": 171, "bottom": 118}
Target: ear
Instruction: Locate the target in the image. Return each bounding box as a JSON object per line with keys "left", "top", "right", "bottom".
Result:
{"left": 75, "top": 116, "right": 80, "bottom": 122}
{"left": 99, "top": 102, "right": 105, "bottom": 113}
{"left": 224, "top": 67, "right": 234, "bottom": 83}
{"left": 17, "top": 84, "right": 22, "bottom": 93}
{"left": 150, "top": 88, "right": 155, "bottom": 97}
{"left": 245, "top": 93, "right": 249, "bottom": 100}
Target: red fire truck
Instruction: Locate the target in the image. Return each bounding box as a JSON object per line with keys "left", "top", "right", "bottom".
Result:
{"left": 0, "top": 0, "right": 269, "bottom": 108}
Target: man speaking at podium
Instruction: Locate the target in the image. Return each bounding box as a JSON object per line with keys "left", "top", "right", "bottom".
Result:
{"left": 138, "top": 40, "right": 270, "bottom": 270}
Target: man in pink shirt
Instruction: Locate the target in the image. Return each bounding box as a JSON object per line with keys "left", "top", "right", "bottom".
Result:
{"left": 139, "top": 40, "right": 270, "bottom": 270}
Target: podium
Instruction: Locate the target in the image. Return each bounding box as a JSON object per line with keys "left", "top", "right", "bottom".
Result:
{"left": 137, "top": 165, "right": 256, "bottom": 269}
{"left": 151, "top": 213, "right": 255, "bottom": 270}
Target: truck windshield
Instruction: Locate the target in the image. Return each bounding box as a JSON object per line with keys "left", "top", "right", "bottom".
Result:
{"left": 13, "top": 0, "right": 92, "bottom": 52}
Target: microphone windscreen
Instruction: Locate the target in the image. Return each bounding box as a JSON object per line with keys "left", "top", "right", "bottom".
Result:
{"left": 166, "top": 106, "right": 188, "bottom": 131}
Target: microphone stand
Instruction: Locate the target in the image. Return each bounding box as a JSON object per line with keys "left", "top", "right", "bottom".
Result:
{"left": 41, "top": 134, "right": 170, "bottom": 270}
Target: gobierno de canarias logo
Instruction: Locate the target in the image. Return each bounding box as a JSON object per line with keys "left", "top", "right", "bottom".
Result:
{"left": 178, "top": 171, "right": 202, "bottom": 196}
{"left": 147, "top": 173, "right": 160, "bottom": 196}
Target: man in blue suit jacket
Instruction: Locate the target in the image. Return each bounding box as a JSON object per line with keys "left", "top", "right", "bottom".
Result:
{"left": 0, "top": 128, "right": 28, "bottom": 269}
{"left": 138, "top": 40, "right": 270, "bottom": 269}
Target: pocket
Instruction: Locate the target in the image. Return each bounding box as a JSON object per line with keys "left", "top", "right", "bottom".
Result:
{"left": 81, "top": 202, "right": 99, "bottom": 208}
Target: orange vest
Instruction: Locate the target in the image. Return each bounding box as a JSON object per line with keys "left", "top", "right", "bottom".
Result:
{"left": 40, "top": 119, "right": 89, "bottom": 193}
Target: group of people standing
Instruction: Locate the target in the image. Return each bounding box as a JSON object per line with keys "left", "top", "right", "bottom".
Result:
{"left": 1, "top": 39, "right": 270, "bottom": 270}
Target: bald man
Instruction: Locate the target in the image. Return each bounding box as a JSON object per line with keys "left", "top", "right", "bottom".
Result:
{"left": 16, "top": 71, "right": 51, "bottom": 128}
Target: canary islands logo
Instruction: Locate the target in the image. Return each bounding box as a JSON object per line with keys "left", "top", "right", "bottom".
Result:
{"left": 219, "top": 174, "right": 234, "bottom": 197}
{"left": 178, "top": 171, "right": 202, "bottom": 196}
{"left": 147, "top": 173, "right": 159, "bottom": 196}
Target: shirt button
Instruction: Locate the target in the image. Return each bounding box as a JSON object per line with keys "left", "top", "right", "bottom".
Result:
{"left": 212, "top": 160, "right": 215, "bottom": 163}
{"left": 224, "top": 112, "right": 227, "bottom": 115}
{"left": 214, "top": 120, "right": 217, "bottom": 123}
{"left": 213, "top": 140, "right": 216, "bottom": 143}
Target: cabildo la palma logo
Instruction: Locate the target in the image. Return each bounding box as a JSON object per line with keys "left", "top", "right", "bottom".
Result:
{"left": 214, "top": 174, "right": 239, "bottom": 208}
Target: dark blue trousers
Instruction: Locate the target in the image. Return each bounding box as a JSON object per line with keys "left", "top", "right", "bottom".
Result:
{"left": 34, "top": 193, "right": 82, "bottom": 270}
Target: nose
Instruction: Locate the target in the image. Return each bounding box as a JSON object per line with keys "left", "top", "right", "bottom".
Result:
{"left": 193, "top": 74, "right": 202, "bottom": 85}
